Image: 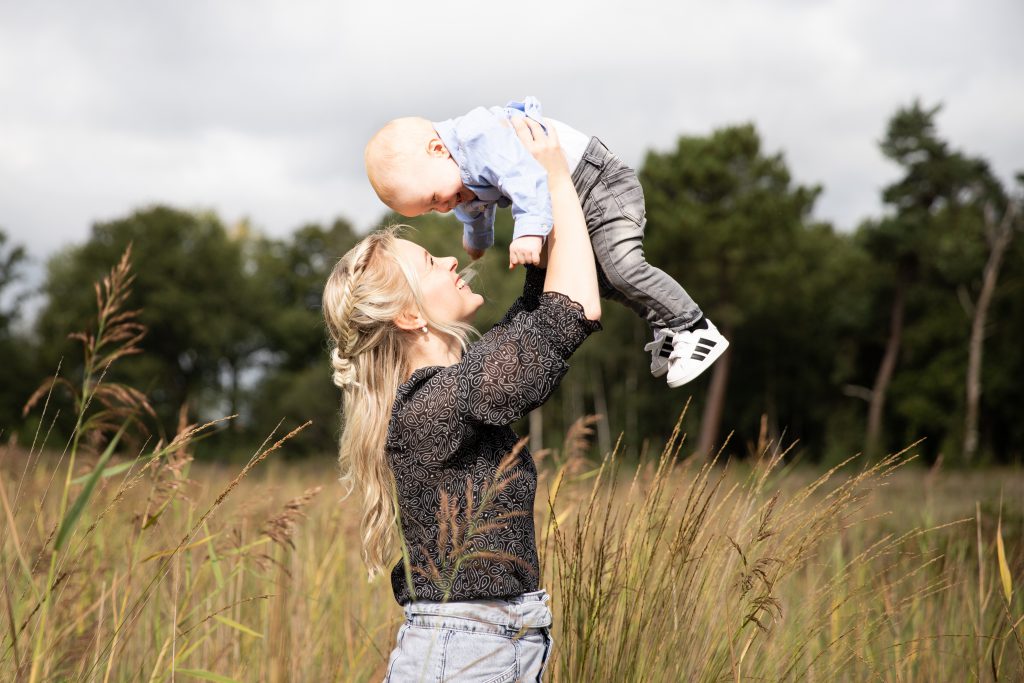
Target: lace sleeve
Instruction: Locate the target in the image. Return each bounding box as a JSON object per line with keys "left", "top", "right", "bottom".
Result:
{"left": 491, "top": 264, "right": 548, "bottom": 329}
{"left": 389, "top": 286, "right": 601, "bottom": 465}
{"left": 459, "top": 290, "right": 600, "bottom": 427}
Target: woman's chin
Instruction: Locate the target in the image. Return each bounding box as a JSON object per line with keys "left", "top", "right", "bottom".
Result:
{"left": 463, "top": 294, "right": 485, "bottom": 319}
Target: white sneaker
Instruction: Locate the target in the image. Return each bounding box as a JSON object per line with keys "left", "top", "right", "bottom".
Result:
{"left": 643, "top": 328, "right": 674, "bottom": 378}
{"left": 665, "top": 320, "right": 729, "bottom": 388}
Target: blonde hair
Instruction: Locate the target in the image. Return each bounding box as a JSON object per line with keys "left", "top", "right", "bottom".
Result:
{"left": 364, "top": 117, "right": 435, "bottom": 208}
{"left": 322, "top": 226, "right": 474, "bottom": 578}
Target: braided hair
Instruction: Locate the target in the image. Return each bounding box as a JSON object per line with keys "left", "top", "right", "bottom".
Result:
{"left": 322, "top": 226, "right": 473, "bottom": 578}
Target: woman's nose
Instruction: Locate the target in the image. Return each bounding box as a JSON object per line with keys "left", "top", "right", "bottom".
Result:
{"left": 446, "top": 256, "right": 459, "bottom": 271}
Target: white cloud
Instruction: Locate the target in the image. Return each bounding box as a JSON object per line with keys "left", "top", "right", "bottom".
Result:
{"left": 1, "top": 0, "right": 1021, "bottom": 273}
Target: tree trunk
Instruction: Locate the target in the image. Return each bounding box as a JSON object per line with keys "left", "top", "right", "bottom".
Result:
{"left": 696, "top": 326, "right": 733, "bottom": 457}
{"left": 866, "top": 273, "right": 907, "bottom": 458}
{"left": 964, "top": 204, "right": 1017, "bottom": 461}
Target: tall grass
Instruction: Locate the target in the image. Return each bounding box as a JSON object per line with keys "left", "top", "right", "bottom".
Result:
{"left": 539, "top": 421, "right": 1022, "bottom": 681}
{"left": 0, "top": 249, "right": 1021, "bottom": 681}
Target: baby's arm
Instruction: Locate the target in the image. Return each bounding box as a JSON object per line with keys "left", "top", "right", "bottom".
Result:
{"left": 495, "top": 134, "right": 555, "bottom": 269}
{"left": 456, "top": 202, "right": 496, "bottom": 260}
{"left": 455, "top": 108, "right": 555, "bottom": 267}
{"left": 486, "top": 161, "right": 554, "bottom": 266}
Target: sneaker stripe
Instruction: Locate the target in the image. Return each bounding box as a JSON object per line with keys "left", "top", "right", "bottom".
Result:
{"left": 659, "top": 347, "right": 672, "bottom": 358}
{"left": 690, "top": 352, "right": 707, "bottom": 361}
{"left": 700, "top": 338, "right": 716, "bottom": 347}
{"left": 696, "top": 344, "right": 712, "bottom": 354}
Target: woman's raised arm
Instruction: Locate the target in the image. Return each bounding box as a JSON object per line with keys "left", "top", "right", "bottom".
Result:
{"left": 511, "top": 117, "right": 601, "bottom": 321}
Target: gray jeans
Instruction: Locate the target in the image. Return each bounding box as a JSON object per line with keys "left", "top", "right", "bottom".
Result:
{"left": 383, "top": 589, "right": 553, "bottom": 682}
{"left": 571, "top": 137, "right": 702, "bottom": 331}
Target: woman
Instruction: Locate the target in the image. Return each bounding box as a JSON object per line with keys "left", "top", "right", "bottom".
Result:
{"left": 323, "top": 117, "right": 601, "bottom": 681}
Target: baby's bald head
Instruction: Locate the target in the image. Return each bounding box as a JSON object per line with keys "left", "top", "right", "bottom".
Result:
{"left": 363, "top": 117, "right": 467, "bottom": 218}
{"left": 364, "top": 117, "right": 437, "bottom": 208}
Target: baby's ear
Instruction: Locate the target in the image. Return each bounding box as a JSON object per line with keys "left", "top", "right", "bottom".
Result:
{"left": 426, "top": 135, "right": 449, "bottom": 158}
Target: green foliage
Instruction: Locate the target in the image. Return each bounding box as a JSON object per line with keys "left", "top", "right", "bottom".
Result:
{"left": 0, "top": 229, "right": 27, "bottom": 333}
{"left": 642, "top": 124, "right": 820, "bottom": 330}
{"left": 0, "top": 229, "right": 37, "bottom": 439}
{"left": 249, "top": 219, "right": 360, "bottom": 371}
{"left": 631, "top": 124, "right": 862, "bottom": 454}
{"left": 36, "top": 208, "right": 259, "bottom": 438}
{"left": 853, "top": 100, "right": 1019, "bottom": 462}
{"left": 239, "top": 219, "right": 360, "bottom": 456}
{"left": 54, "top": 423, "right": 127, "bottom": 551}
{"left": 985, "top": 236, "right": 1024, "bottom": 455}
{"left": 15, "top": 103, "right": 1024, "bottom": 464}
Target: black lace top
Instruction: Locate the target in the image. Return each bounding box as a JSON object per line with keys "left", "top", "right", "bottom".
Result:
{"left": 385, "top": 266, "right": 601, "bottom": 605}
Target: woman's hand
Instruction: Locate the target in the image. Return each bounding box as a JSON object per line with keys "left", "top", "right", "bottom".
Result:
{"left": 510, "top": 116, "right": 569, "bottom": 179}
{"left": 511, "top": 114, "right": 600, "bottom": 321}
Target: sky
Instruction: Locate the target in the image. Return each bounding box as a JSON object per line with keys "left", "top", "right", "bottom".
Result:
{"left": 1, "top": 0, "right": 1022, "bottom": 288}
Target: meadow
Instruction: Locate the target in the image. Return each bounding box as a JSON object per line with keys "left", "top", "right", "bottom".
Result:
{"left": 3, "top": 425, "right": 1023, "bottom": 682}
{"left": 1, "top": 251, "right": 1022, "bottom": 683}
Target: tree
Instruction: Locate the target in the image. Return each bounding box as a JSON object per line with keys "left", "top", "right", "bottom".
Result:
{"left": 35, "top": 206, "right": 265, "bottom": 437}
{"left": 981, "top": 234, "right": 1024, "bottom": 459}
{"left": 0, "top": 229, "right": 26, "bottom": 335}
{"left": 249, "top": 219, "right": 360, "bottom": 372}
{"left": 0, "top": 229, "right": 34, "bottom": 437}
{"left": 741, "top": 222, "right": 871, "bottom": 458}
{"left": 964, "top": 181, "right": 1021, "bottom": 460}
{"left": 245, "top": 219, "right": 361, "bottom": 455}
{"left": 640, "top": 124, "right": 821, "bottom": 455}
{"left": 859, "top": 101, "right": 1003, "bottom": 458}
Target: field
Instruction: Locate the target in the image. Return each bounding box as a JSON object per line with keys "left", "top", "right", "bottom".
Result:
{"left": 1, "top": 424, "right": 1022, "bottom": 682}
{"left": 1, "top": 251, "right": 1022, "bottom": 682}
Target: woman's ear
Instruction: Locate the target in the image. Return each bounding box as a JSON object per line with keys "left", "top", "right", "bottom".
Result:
{"left": 394, "top": 306, "right": 425, "bottom": 332}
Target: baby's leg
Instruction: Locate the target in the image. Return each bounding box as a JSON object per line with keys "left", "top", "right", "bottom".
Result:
{"left": 586, "top": 162, "right": 702, "bottom": 332}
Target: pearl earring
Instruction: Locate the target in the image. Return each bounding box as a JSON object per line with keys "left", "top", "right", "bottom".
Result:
{"left": 421, "top": 326, "right": 428, "bottom": 334}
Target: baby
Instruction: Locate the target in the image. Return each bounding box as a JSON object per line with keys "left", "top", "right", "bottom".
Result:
{"left": 364, "top": 97, "right": 728, "bottom": 387}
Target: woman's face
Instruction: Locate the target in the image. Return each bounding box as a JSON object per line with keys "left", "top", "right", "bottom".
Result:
{"left": 394, "top": 238, "right": 483, "bottom": 325}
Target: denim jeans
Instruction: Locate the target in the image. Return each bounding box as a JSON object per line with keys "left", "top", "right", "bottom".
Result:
{"left": 571, "top": 136, "right": 702, "bottom": 331}
{"left": 383, "top": 589, "right": 554, "bottom": 682}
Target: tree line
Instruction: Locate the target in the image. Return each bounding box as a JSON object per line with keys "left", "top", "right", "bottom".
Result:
{"left": 1, "top": 101, "right": 1021, "bottom": 464}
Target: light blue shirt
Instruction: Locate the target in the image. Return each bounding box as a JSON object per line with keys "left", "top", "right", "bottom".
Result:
{"left": 432, "top": 97, "right": 563, "bottom": 251}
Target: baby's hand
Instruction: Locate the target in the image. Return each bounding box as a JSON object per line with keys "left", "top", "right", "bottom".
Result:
{"left": 508, "top": 235, "right": 544, "bottom": 270}
{"left": 463, "top": 237, "right": 486, "bottom": 261}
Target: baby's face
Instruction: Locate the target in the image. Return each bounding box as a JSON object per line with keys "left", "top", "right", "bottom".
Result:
{"left": 392, "top": 141, "right": 473, "bottom": 217}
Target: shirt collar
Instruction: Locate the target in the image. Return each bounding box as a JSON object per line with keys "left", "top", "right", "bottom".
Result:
{"left": 431, "top": 118, "right": 477, "bottom": 187}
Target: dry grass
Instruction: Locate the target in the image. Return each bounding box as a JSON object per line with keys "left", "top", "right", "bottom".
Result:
{"left": 0, "top": 247, "right": 1021, "bottom": 682}
{"left": 2, "top": 440, "right": 1021, "bottom": 681}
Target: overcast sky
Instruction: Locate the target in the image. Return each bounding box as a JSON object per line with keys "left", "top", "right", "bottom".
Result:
{"left": 1, "top": 0, "right": 1022, "bottom": 280}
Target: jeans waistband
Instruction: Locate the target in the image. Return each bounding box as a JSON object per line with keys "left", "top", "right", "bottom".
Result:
{"left": 571, "top": 136, "right": 614, "bottom": 194}
{"left": 403, "top": 589, "right": 552, "bottom": 633}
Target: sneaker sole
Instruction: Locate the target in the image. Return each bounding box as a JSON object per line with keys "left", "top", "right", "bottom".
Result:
{"left": 666, "top": 337, "right": 730, "bottom": 388}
